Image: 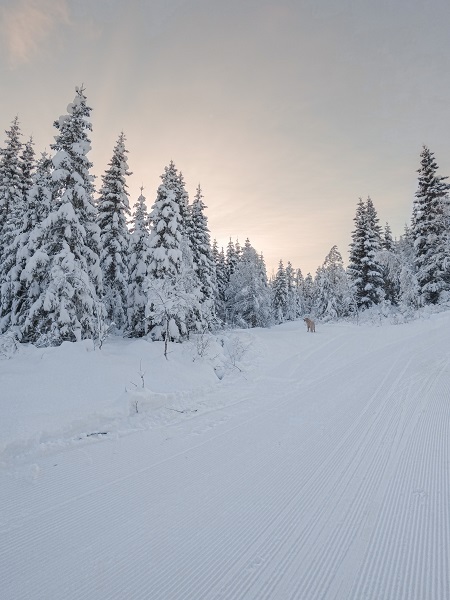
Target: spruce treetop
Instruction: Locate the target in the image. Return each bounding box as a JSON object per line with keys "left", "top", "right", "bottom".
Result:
{"left": 0, "top": 116, "right": 23, "bottom": 232}
{"left": 51, "top": 86, "right": 95, "bottom": 208}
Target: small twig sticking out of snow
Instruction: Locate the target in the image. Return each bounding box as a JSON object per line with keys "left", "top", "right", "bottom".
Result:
{"left": 224, "top": 336, "right": 249, "bottom": 379}
{"left": 228, "top": 363, "right": 248, "bottom": 380}
{"left": 138, "top": 360, "right": 146, "bottom": 388}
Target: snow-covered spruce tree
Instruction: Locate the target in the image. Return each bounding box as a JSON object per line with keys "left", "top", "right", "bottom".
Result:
{"left": 272, "top": 259, "right": 288, "bottom": 323}
{"left": 0, "top": 117, "right": 22, "bottom": 240}
{"left": 146, "top": 164, "right": 201, "bottom": 342}
{"left": 22, "top": 87, "right": 104, "bottom": 345}
{"left": 189, "top": 185, "right": 217, "bottom": 324}
{"left": 12, "top": 153, "right": 53, "bottom": 333}
{"left": 211, "top": 239, "right": 219, "bottom": 263}
{"left": 377, "top": 222, "right": 400, "bottom": 306}
{"left": 20, "top": 137, "right": 35, "bottom": 193}
{"left": 363, "top": 196, "right": 385, "bottom": 306}
{"left": 148, "top": 167, "right": 183, "bottom": 279}
{"left": 397, "top": 225, "right": 420, "bottom": 313}
{"left": 235, "top": 239, "right": 242, "bottom": 263}
{"left": 156, "top": 162, "right": 205, "bottom": 335}
{"left": 442, "top": 190, "right": 450, "bottom": 291}
{"left": 0, "top": 137, "right": 36, "bottom": 332}
{"left": 212, "top": 240, "right": 225, "bottom": 322}
{"left": 285, "top": 261, "right": 297, "bottom": 321}
{"left": 347, "top": 198, "right": 366, "bottom": 307}
{"left": 363, "top": 196, "right": 384, "bottom": 306}
{"left": 314, "top": 245, "right": 350, "bottom": 321}
{"left": 294, "top": 268, "right": 305, "bottom": 317}
{"left": 226, "top": 238, "right": 239, "bottom": 279}
{"left": 127, "top": 188, "right": 152, "bottom": 337}
{"left": 223, "top": 238, "right": 240, "bottom": 322}
{"left": 226, "top": 239, "right": 272, "bottom": 328}
{"left": 97, "top": 132, "right": 131, "bottom": 331}
{"left": 159, "top": 162, "right": 191, "bottom": 246}
{"left": 256, "top": 251, "right": 272, "bottom": 326}
{"left": 303, "top": 272, "right": 314, "bottom": 314}
{"left": 177, "top": 170, "right": 192, "bottom": 238}
{"left": 23, "top": 152, "right": 52, "bottom": 231}
{"left": 258, "top": 252, "right": 269, "bottom": 292}
{"left": 411, "top": 145, "right": 450, "bottom": 304}
{"left": 383, "top": 222, "right": 394, "bottom": 252}
{"left": 175, "top": 169, "right": 207, "bottom": 334}
{"left": 176, "top": 169, "right": 196, "bottom": 273}
{"left": 0, "top": 118, "right": 26, "bottom": 332}
{"left": 347, "top": 196, "right": 384, "bottom": 309}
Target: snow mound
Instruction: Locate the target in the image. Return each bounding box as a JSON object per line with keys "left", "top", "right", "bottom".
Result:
{"left": 0, "top": 331, "right": 253, "bottom": 466}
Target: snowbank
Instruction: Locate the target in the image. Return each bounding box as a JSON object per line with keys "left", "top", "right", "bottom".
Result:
{"left": 0, "top": 330, "right": 259, "bottom": 465}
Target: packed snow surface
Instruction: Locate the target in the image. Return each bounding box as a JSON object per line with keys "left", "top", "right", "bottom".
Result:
{"left": 1, "top": 314, "right": 449, "bottom": 599}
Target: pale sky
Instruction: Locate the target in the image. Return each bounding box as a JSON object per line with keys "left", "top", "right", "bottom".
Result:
{"left": 1, "top": 0, "right": 450, "bottom": 276}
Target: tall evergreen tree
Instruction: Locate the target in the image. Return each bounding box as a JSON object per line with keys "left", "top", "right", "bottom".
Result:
{"left": 258, "top": 252, "right": 268, "bottom": 284}
{"left": 20, "top": 137, "right": 35, "bottom": 199}
{"left": 382, "top": 222, "right": 394, "bottom": 251}
{"left": 0, "top": 117, "right": 22, "bottom": 241}
{"left": 226, "top": 238, "right": 238, "bottom": 278}
{"left": 0, "top": 137, "right": 36, "bottom": 331}
{"left": 226, "top": 239, "right": 271, "bottom": 328}
{"left": 411, "top": 145, "right": 450, "bottom": 304}
{"left": 127, "top": 188, "right": 152, "bottom": 337}
{"left": 348, "top": 196, "right": 384, "bottom": 308}
{"left": 294, "top": 268, "right": 305, "bottom": 316}
{"left": 190, "top": 184, "right": 217, "bottom": 318}
{"left": 148, "top": 166, "right": 183, "bottom": 279}
{"left": 0, "top": 118, "right": 25, "bottom": 331}
{"left": 272, "top": 259, "right": 288, "bottom": 323}
{"left": 235, "top": 239, "right": 242, "bottom": 263}
{"left": 398, "top": 225, "right": 420, "bottom": 312}
{"left": 364, "top": 197, "right": 385, "bottom": 303}
{"left": 149, "top": 162, "right": 204, "bottom": 334}
{"left": 303, "top": 272, "right": 314, "bottom": 314}
{"left": 177, "top": 170, "right": 191, "bottom": 239}
{"left": 214, "top": 243, "right": 228, "bottom": 322}
{"left": 146, "top": 163, "right": 200, "bottom": 341}
{"left": 347, "top": 198, "right": 366, "bottom": 300}
{"left": 97, "top": 132, "right": 131, "bottom": 330}
{"left": 24, "top": 152, "right": 52, "bottom": 230}
{"left": 285, "top": 261, "right": 297, "bottom": 321}
{"left": 314, "top": 246, "right": 350, "bottom": 320}
{"left": 379, "top": 222, "right": 400, "bottom": 305}
{"left": 15, "top": 153, "right": 53, "bottom": 333}
{"left": 22, "top": 87, "right": 104, "bottom": 345}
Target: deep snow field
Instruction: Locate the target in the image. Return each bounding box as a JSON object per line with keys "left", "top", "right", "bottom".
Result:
{"left": 1, "top": 313, "right": 449, "bottom": 600}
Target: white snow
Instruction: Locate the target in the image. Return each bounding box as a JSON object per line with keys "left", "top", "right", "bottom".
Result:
{"left": 1, "top": 314, "right": 449, "bottom": 599}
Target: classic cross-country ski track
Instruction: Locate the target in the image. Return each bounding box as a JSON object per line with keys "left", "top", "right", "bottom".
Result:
{"left": 1, "top": 315, "right": 449, "bottom": 599}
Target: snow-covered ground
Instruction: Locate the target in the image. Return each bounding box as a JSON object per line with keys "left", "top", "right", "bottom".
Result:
{"left": 1, "top": 314, "right": 449, "bottom": 599}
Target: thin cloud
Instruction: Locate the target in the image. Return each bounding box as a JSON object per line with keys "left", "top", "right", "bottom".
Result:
{"left": 0, "top": 0, "right": 70, "bottom": 67}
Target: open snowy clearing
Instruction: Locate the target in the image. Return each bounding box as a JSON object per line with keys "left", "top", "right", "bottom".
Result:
{"left": 1, "top": 314, "right": 449, "bottom": 600}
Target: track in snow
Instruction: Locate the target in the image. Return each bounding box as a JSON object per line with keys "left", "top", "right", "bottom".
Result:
{"left": 1, "top": 318, "right": 449, "bottom": 599}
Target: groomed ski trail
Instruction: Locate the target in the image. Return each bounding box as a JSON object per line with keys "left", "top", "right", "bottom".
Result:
{"left": 1, "top": 317, "right": 449, "bottom": 599}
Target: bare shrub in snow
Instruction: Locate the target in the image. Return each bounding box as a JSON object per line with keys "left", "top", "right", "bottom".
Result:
{"left": 224, "top": 335, "right": 250, "bottom": 372}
